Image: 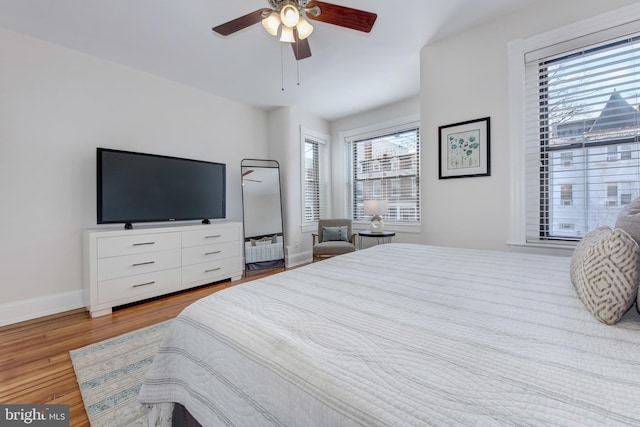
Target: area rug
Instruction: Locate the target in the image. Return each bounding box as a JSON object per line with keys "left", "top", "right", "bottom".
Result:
{"left": 70, "top": 320, "right": 172, "bottom": 426}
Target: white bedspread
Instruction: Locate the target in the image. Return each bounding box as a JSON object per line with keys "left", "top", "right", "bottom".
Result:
{"left": 139, "top": 243, "right": 640, "bottom": 426}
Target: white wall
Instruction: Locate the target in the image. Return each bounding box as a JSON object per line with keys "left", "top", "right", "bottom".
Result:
{"left": 420, "top": 0, "right": 639, "bottom": 251}
{"left": 267, "top": 107, "right": 330, "bottom": 266}
{"left": 0, "top": 27, "right": 268, "bottom": 325}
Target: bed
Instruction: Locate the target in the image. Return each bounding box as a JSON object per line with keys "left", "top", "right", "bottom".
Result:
{"left": 139, "top": 243, "right": 640, "bottom": 426}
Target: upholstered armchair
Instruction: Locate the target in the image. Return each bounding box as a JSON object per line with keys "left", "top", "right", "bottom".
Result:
{"left": 312, "top": 219, "right": 356, "bottom": 262}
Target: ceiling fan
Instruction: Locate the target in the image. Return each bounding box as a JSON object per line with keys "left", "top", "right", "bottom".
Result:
{"left": 212, "top": 1, "right": 377, "bottom": 60}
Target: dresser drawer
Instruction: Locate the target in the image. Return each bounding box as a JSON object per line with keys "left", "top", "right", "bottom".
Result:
{"left": 97, "top": 232, "right": 181, "bottom": 258}
{"left": 182, "top": 226, "right": 239, "bottom": 248}
{"left": 182, "top": 258, "right": 241, "bottom": 286}
{"left": 182, "top": 241, "right": 240, "bottom": 266}
{"left": 97, "top": 268, "right": 182, "bottom": 306}
{"left": 97, "top": 249, "right": 181, "bottom": 281}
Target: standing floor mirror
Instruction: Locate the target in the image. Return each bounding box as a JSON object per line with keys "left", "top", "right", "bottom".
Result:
{"left": 241, "top": 159, "right": 285, "bottom": 271}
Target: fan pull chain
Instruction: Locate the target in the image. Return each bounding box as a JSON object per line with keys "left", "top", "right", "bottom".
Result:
{"left": 281, "top": 43, "right": 285, "bottom": 92}
{"left": 279, "top": 42, "right": 302, "bottom": 90}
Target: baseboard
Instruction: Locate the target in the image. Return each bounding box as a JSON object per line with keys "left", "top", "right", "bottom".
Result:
{"left": 0, "top": 290, "right": 85, "bottom": 327}
{"left": 286, "top": 249, "right": 312, "bottom": 268}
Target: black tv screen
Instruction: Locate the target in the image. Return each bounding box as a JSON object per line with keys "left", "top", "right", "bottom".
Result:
{"left": 97, "top": 148, "right": 226, "bottom": 225}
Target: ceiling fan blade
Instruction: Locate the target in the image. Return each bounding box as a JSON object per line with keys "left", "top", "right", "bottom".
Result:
{"left": 292, "top": 32, "right": 312, "bottom": 60}
{"left": 212, "top": 8, "right": 271, "bottom": 36}
{"left": 306, "top": 1, "right": 377, "bottom": 33}
{"left": 242, "top": 170, "right": 254, "bottom": 176}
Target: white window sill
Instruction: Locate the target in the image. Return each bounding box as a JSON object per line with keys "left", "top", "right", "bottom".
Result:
{"left": 301, "top": 223, "right": 317, "bottom": 234}
{"left": 507, "top": 240, "right": 576, "bottom": 256}
{"left": 354, "top": 221, "right": 421, "bottom": 234}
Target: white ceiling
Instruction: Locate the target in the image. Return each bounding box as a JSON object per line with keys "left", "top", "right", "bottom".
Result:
{"left": 0, "top": 0, "right": 538, "bottom": 120}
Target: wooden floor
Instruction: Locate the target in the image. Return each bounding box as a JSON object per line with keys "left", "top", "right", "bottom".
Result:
{"left": 0, "top": 268, "right": 282, "bottom": 427}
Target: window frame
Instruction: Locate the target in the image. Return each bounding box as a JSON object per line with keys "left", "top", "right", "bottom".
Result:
{"left": 340, "top": 115, "right": 421, "bottom": 233}
{"left": 507, "top": 3, "right": 640, "bottom": 251}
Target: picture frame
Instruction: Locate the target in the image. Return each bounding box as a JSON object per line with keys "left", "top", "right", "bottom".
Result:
{"left": 438, "top": 117, "right": 491, "bottom": 179}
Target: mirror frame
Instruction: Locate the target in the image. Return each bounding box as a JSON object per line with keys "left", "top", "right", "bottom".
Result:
{"left": 241, "top": 159, "right": 285, "bottom": 272}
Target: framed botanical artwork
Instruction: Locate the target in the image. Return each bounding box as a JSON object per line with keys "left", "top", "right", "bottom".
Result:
{"left": 438, "top": 117, "right": 491, "bottom": 179}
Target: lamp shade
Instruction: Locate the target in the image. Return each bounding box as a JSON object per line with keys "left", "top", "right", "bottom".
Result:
{"left": 296, "top": 15, "right": 313, "bottom": 39}
{"left": 261, "top": 11, "right": 281, "bottom": 36}
{"left": 279, "top": 25, "right": 295, "bottom": 43}
{"left": 363, "top": 200, "right": 389, "bottom": 215}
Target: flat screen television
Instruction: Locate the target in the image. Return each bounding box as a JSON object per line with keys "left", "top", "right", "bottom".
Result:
{"left": 97, "top": 148, "right": 226, "bottom": 227}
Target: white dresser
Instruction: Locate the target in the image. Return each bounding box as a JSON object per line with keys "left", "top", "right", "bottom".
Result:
{"left": 83, "top": 221, "right": 243, "bottom": 317}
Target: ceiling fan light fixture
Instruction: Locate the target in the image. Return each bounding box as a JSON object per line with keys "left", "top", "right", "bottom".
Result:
{"left": 280, "top": 4, "right": 300, "bottom": 28}
{"left": 296, "top": 15, "right": 313, "bottom": 39}
{"left": 212, "top": 2, "right": 377, "bottom": 61}
{"left": 279, "top": 25, "right": 295, "bottom": 43}
{"left": 261, "top": 11, "right": 281, "bottom": 36}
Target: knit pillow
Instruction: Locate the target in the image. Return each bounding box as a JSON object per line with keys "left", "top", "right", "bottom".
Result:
{"left": 570, "top": 226, "right": 640, "bottom": 325}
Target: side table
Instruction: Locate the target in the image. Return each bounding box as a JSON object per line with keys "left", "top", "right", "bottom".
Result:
{"left": 358, "top": 231, "right": 396, "bottom": 249}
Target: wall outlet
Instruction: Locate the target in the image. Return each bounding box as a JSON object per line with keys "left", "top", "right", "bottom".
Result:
{"left": 295, "top": 240, "right": 300, "bottom": 248}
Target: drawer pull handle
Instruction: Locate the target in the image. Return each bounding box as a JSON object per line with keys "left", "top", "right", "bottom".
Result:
{"left": 132, "top": 261, "right": 155, "bottom": 267}
{"left": 205, "top": 267, "right": 222, "bottom": 273}
{"left": 133, "top": 281, "right": 155, "bottom": 288}
{"left": 133, "top": 242, "right": 155, "bottom": 246}
{"left": 205, "top": 235, "right": 222, "bottom": 239}
{"left": 205, "top": 251, "right": 222, "bottom": 255}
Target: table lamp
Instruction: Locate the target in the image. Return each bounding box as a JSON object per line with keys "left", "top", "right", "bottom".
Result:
{"left": 363, "top": 200, "right": 388, "bottom": 233}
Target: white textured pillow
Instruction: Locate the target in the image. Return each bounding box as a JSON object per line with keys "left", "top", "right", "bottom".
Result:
{"left": 615, "top": 197, "right": 640, "bottom": 245}
{"left": 570, "top": 226, "right": 640, "bottom": 325}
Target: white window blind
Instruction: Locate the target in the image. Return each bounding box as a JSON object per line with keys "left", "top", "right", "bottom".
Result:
{"left": 349, "top": 127, "right": 420, "bottom": 223}
{"left": 524, "top": 32, "right": 640, "bottom": 241}
{"left": 303, "top": 138, "right": 321, "bottom": 223}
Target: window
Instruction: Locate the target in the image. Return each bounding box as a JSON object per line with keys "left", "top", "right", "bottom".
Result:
{"left": 560, "top": 184, "right": 573, "bottom": 206}
{"left": 560, "top": 151, "right": 573, "bottom": 167}
{"left": 608, "top": 182, "right": 639, "bottom": 207}
{"left": 607, "top": 185, "right": 619, "bottom": 206}
{"left": 347, "top": 124, "right": 420, "bottom": 225}
{"left": 304, "top": 139, "right": 320, "bottom": 222}
{"left": 301, "top": 128, "right": 328, "bottom": 229}
{"left": 518, "top": 22, "right": 640, "bottom": 242}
